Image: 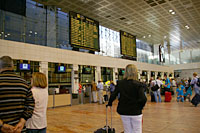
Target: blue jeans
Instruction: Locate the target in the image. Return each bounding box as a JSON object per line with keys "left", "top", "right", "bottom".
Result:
{"left": 153, "top": 90, "right": 162, "bottom": 103}
{"left": 26, "top": 128, "right": 46, "bottom": 133}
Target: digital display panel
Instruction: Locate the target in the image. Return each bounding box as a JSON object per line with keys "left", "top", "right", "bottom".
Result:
{"left": 58, "top": 66, "right": 66, "bottom": 72}
{"left": 69, "top": 11, "right": 100, "bottom": 51}
{"left": 19, "top": 63, "right": 30, "bottom": 70}
{"left": 120, "top": 30, "right": 137, "bottom": 57}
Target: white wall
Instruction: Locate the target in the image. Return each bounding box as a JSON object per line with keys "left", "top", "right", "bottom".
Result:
{"left": 0, "top": 39, "right": 173, "bottom": 73}
{"left": 169, "top": 62, "right": 200, "bottom": 79}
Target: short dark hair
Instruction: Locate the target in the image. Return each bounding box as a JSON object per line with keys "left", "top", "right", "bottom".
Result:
{"left": 157, "top": 76, "right": 160, "bottom": 79}
{"left": 0, "top": 56, "right": 14, "bottom": 69}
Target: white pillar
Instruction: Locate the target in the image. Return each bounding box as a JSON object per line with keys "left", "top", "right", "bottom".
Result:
{"left": 147, "top": 71, "right": 150, "bottom": 83}
{"left": 113, "top": 67, "right": 118, "bottom": 84}
{"left": 71, "top": 64, "right": 79, "bottom": 94}
{"left": 155, "top": 71, "right": 158, "bottom": 79}
{"left": 95, "top": 66, "right": 101, "bottom": 84}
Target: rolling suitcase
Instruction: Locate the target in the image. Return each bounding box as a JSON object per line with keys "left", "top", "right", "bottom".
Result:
{"left": 94, "top": 106, "right": 115, "bottom": 133}
{"left": 191, "top": 94, "right": 200, "bottom": 107}
{"left": 165, "top": 92, "right": 172, "bottom": 102}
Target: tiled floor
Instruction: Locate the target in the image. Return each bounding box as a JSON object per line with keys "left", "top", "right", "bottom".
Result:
{"left": 47, "top": 96, "right": 200, "bottom": 133}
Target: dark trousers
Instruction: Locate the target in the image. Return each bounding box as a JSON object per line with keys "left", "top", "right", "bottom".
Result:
{"left": 26, "top": 128, "right": 46, "bottom": 133}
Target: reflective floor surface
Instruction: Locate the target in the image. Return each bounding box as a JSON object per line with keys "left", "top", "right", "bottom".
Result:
{"left": 47, "top": 96, "right": 200, "bottom": 133}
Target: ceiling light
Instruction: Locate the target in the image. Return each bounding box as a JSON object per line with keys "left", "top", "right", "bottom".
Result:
{"left": 171, "top": 11, "right": 175, "bottom": 15}
{"left": 169, "top": 9, "right": 173, "bottom": 13}
{"left": 143, "top": 36, "right": 146, "bottom": 38}
{"left": 7, "top": 33, "right": 10, "bottom": 36}
{"left": 29, "top": 31, "right": 32, "bottom": 33}
{"left": 185, "top": 25, "right": 190, "bottom": 29}
{"left": 1, "top": 32, "right": 4, "bottom": 34}
{"left": 5, "top": 35, "right": 7, "bottom": 38}
{"left": 164, "top": 36, "right": 167, "bottom": 39}
{"left": 148, "top": 35, "right": 151, "bottom": 37}
{"left": 35, "top": 32, "right": 37, "bottom": 35}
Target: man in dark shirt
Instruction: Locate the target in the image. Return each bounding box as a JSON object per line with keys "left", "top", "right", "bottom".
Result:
{"left": 0, "top": 56, "right": 35, "bottom": 133}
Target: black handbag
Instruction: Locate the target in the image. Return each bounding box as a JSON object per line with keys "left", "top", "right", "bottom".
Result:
{"left": 151, "top": 81, "right": 159, "bottom": 91}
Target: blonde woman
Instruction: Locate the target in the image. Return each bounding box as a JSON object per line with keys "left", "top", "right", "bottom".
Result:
{"left": 26, "top": 72, "right": 48, "bottom": 133}
{"left": 107, "top": 64, "right": 147, "bottom": 133}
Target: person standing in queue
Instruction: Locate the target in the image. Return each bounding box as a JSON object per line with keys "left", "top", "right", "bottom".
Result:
{"left": 0, "top": 56, "right": 35, "bottom": 133}
{"left": 26, "top": 72, "right": 48, "bottom": 133}
{"left": 97, "top": 80, "right": 105, "bottom": 104}
{"left": 91, "top": 81, "right": 97, "bottom": 103}
{"left": 107, "top": 64, "right": 147, "bottom": 133}
{"left": 164, "top": 75, "right": 171, "bottom": 92}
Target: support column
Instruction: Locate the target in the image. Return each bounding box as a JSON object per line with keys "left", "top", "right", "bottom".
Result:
{"left": 155, "top": 71, "right": 158, "bottom": 79}
{"left": 39, "top": 61, "right": 48, "bottom": 87}
{"left": 138, "top": 70, "right": 141, "bottom": 81}
{"left": 147, "top": 71, "right": 150, "bottom": 83}
{"left": 113, "top": 67, "right": 118, "bottom": 84}
{"left": 71, "top": 64, "right": 79, "bottom": 94}
{"left": 95, "top": 66, "right": 101, "bottom": 83}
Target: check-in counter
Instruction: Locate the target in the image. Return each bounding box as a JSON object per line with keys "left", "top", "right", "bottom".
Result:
{"left": 48, "top": 87, "right": 72, "bottom": 108}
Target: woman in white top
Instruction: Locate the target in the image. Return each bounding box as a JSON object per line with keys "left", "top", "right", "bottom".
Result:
{"left": 26, "top": 72, "right": 48, "bottom": 133}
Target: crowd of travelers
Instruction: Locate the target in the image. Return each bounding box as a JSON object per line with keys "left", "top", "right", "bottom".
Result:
{"left": 0, "top": 55, "right": 199, "bottom": 133}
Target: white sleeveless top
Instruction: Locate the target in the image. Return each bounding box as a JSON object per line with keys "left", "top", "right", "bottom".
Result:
{"left": 26, "top": 87, "right": 48, "bottom": 129}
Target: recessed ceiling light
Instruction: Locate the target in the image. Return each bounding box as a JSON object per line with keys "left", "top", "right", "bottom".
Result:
{"left": 29, "top": 31, "right": 32, "bottom": 33}
{"left": 148, "top": 34, "right": 151, "bottom": 37}
{"left": 185, "top": 25, "right": 190, "bottom": 29}
{"left": 7, "top": 33, "right": 10, "bottom": 36}
{"left": 5, "top": 35, "right": 7, "bottom": 38}
{"left": 169, "top": 9, "right": 173, "bottom": 13}
{"left": 171, "top": 11, "right": 175, "bottom": 15}
{"left": 35, "top": 32, "right": 37, "bottom": 35}
{"left": 164, "top": 36, "right": 167, "bottom": 39}
{"left": 143, "top": 36, "right": 146, "bottom": 38}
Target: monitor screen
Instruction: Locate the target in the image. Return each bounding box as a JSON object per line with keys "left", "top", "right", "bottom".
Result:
{"left": 82, "top": 67, "right": 92, "bottom": 74}
{"left": 19, "top": 63, "right": 30, "bottom": 70}
{"left": 58, "top": 66, "right": 66, "bottom": 72}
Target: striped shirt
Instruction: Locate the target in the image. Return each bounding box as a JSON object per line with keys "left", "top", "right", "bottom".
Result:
{"left": 0, "top": 70, "right": 35, "bottom": 132}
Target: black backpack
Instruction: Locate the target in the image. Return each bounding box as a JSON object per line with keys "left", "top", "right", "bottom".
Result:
{"left": 151, "top": 81, "right": 159, "bottom": 91}
{"left": 197, "top": 78, "right": 200, "bottom": 87}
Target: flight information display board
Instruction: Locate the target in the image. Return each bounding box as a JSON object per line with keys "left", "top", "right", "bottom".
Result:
{"left": 69, "top": 11, "right": 100, "bottom": 51}
{"left": 120, "top": 30, "right": 137, "bottom": 58}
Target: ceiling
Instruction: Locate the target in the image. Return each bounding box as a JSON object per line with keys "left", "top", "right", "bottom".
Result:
{"left": 35, "top": 0, "right": 200, "bottom": 52}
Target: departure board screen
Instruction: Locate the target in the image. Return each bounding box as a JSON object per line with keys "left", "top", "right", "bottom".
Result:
{"left": 69, "top": 11, "right": 100, "bottom": 51}
{"left": 120, "top": 30, "right": 137, "bottom": 58}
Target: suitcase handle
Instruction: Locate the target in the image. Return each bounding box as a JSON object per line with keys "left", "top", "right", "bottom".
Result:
{"left": 106, "top": 106, "right": 113, "bottom": 132}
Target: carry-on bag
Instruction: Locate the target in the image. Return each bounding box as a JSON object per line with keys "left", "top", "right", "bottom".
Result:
{"left": 191, "top": 94, "right": 200, "bottom": 107}
{"left": 94, "top": 106, "right": 115, "bottom": 133}
{"left": 165, "top": 92, "right": 172, "bottom": 102}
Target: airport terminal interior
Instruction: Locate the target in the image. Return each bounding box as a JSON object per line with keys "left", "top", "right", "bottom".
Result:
{"left": 0, "top": 0, "right": 200, "bottom": 132}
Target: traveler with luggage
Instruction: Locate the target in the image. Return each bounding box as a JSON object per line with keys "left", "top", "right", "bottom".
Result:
{"left": 152, "top": 76, "right": 163, "bottom": 103}
{"left": 164, "top": 75, "right": 171, "bottom": 92}
{"left": 107, "top": 64, "right": 147, "bottom": 133}
{"left": 190, "top": 72, "right": 200, "bottom": 107}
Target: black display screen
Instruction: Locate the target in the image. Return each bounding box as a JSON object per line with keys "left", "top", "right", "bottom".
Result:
{"left": 69, "top": 11, "right": 100, "bottom": 51}
{"left": 120, "top": 30, "right": 137, "bottom": 58}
